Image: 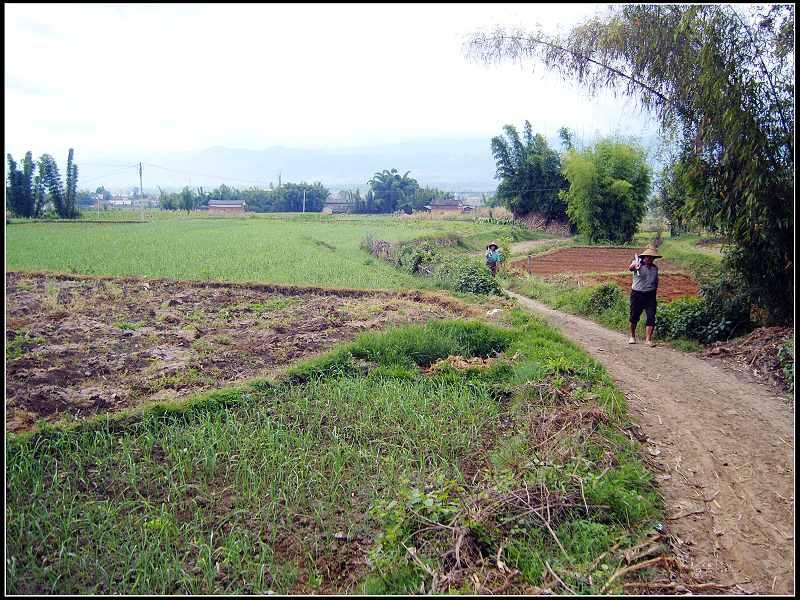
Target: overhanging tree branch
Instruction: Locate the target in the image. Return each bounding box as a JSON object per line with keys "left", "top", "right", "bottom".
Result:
{"left": 468, "top": 31, "right": 681, "bottom": 112}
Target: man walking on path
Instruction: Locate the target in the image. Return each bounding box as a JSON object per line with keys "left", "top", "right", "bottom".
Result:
{"left": 628, "top": 246, "right": 661, "bottom": 346}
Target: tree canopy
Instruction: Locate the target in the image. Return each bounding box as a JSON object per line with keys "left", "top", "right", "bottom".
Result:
{"left": 491, "top": 121, "right": 569, "bottom": 220}
{"left": 466, "top": 4, "right": 794, "bottom": 322}
{"left": 561, "top": 138, "right": 651, "bottom": 244}
{"left": 367, "top": 169, "right": 420, "bottom": 213}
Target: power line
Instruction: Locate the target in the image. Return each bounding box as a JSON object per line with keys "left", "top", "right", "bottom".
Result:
{"left": 142, "top": 162, "right": 270, "bottom": 187}
{"left": 80, "top": 164, "right": 140, "bottom": 184}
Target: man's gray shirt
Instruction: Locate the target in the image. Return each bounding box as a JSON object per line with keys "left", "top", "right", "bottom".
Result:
{"left": 632, "top": 264, "right": 658, "bottom": 292}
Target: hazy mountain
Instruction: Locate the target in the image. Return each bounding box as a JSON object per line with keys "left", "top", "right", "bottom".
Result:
{"left": 81, "top": 138, "right": 502, "bottom": 194}
{"left": 78, "top": 132, "right": 666, "bottom": 195}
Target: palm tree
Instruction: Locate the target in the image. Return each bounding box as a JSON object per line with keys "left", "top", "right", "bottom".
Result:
{"left": 368, "top": 169, "right": 419, "bottom": 213}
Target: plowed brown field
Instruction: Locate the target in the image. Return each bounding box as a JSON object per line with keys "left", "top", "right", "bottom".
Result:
{"left": 5, "top": 272, "right": 474, "bottom": 433}
{"left": 510, "top": 247, "right": 700, "bottom": 301}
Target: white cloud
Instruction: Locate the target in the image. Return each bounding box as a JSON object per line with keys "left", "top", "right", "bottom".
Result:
{"left": 4, "top": 2, "right": 659, "bottom": 159}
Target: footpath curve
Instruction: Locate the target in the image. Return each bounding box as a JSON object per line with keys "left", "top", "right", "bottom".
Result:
{"left": 507, "top": 290, "right": 794, "bottom": 595}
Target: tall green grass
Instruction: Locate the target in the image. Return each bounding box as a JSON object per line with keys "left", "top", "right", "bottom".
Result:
{"left": 7, "top": 317, "right": 661, "bottom": 594}
{"left": 6, "top": 215, "right": 534, "bottom": 290}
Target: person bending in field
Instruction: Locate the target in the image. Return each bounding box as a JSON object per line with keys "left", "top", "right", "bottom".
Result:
{"left": 485, "top": 241, "right": 502, "bottom": 277}
{"left": 628, "top": 246, "right": 661, "bottom": 347}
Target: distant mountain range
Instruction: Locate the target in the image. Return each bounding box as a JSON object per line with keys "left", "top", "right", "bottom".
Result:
{"left": 79, "top": 132, "right": 666, "bottom": 195}
{"left": 82, "top": 137, "right": 504, "bottom": 194}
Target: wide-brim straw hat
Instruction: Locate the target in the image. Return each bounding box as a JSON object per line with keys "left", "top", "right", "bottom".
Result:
{"left": 487, "top": 241, "right": 499, "bottom": 249}
{"left": 639, "top": 246, "right": 662, "bottom": 259}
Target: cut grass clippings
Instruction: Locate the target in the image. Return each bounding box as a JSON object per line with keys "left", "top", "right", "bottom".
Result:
{"left": 6, "top": 315, "right": 663, "bottom": 594}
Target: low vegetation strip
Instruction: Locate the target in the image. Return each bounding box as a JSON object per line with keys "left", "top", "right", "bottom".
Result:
{"left": 7, "top": 316, "right": 664, "bottom": 594}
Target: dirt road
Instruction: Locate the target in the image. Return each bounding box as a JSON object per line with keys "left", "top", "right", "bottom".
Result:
{"left": 508, "top": 291, "right": 794, "bottom": 595}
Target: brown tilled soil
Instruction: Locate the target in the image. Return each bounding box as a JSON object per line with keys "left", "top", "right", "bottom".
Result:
{"left": 510, "top": 247, "right": 701, "bottom": 301}
{"left": 508, "top": 291, "right": 794, "bottom": 596}
{"left": 5, "top": 272, "right": 474, "bottom": 434}
{"left": 579, "top": 273, "right": 700, "bottom": 302}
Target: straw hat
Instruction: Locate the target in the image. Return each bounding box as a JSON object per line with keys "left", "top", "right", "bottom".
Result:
{"left": 487, "top": 241, "right": 499, "bottom": 250}
{"left": 639, "top": 246, "right": 662, "bottom": 259}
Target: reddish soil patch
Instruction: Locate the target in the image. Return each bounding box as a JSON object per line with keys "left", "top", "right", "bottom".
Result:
{"left": 510, "top": 247, "right": 700, "bottom": 301}
{"left": 580, "top": 273, "right": 700, "bottom": 302}
{"left": 5, "top": 272, "right": 473, "bottom": 434}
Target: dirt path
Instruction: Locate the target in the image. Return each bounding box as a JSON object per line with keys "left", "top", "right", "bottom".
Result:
{"left": 507, "top": 238, "right": 572, "bottom": 255}
{"left": 507, "top": 291, "right": 794, "bottom": 595}
{"left": 472, "top": 238, "right": 572, "bottom": 259}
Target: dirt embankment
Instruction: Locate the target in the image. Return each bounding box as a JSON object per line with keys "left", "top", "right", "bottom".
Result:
{"left": 507, "top": 291, "right": 794, "bottom": 595}
{"left": 5, "top": 272, "right": 474, "bottom": 433}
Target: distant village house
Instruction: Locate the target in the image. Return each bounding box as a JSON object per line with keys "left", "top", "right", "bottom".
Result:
{"left": 430, "top": 197, "right": 462, "bottom": 212}
{"left": 322, "top": 192, "right": 352, "bottom": 214}
{"left": 208, "top": 199, "right": 246, "bottom": 215}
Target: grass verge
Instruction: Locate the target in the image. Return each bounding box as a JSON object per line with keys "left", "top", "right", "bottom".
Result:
{"left": 7, "top": 316, "right": 663, "bottom": 594}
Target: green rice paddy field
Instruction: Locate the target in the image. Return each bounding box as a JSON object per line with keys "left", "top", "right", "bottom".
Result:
{"left": 5, "top": 214, "right": 529, "bottom": 289}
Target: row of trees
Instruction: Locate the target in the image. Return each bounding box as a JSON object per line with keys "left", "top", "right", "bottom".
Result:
{"left": 469, "top": 4, "right": 794, "bottom": 322}
{"left": 157, "top": 182, "right": 330, "bottom": 213}
{"left": 155, "top": 174, "right": 453, "bottom": 215}
{"left": 6, "top": 149, "right": 80, "bottom": 219}
{"left": 491, "top": 121, "right": 652, "bottom": 244}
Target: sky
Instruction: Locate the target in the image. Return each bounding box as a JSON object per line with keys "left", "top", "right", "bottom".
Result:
{"left": 4, "top": 3, "right": 660, "bottom": 162}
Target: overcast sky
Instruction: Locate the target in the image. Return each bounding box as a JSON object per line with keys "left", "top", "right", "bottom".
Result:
{"left": 5, "top": 3, "right": 660, "bottom": 161}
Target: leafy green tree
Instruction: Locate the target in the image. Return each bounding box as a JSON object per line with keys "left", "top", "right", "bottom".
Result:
{"left": 179, "top": 186, "right": 195, "bottom": 213}
{"left": 561, "top": 138, "right": 651, "bottom": 244}
{"left": 269, "top": 182, "right": 328, "bottom": 212}
{"left": 6, "top": 154, "right": 24, "bottom": 216}
{"left": 655, "top": 158, "right": 702, "bottom": 237}
{"left": 64, "top": 149, "right": 79, "bottom": 218}
{"left": 368, "top": 169, "right": 419, "bottom": 213}
{"left": 490, "top": 121, "right": 568, "bottom": 220}
{"left": 558, "top": 126, "right": 574, "bottom": 151}
{"left": 21, "top": 152, "right": 35, "bottom": 216}
{"left": 32, "top": 170, "right": 45, "bottom": 217}
{"left": 466, "top": 3, "right": 794, "bottom": 322}
{"left": 39, "top": 154, "right": 67, "bottom": 218}
{"left": 158, "top": 187, "right": 176, "bottom": 210}
{"left": 5, "top": 152, "right": 38, "bottom": 217}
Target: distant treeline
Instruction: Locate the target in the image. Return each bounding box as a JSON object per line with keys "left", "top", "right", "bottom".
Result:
{"left": 157, "top": 182, "right": 329, "bottom": 213}
{"left": 157, "top": 169, "right": 458, "bottom": 214}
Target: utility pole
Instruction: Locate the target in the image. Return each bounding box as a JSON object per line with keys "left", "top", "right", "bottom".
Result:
{"left": 139, "top": 162, "right": 144, "bottom": 220}
{"left": 302, "top": 189, "right": 306, "bottom": 213}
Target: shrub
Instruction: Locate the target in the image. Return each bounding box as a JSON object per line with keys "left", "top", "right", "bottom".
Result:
{"left": 654, "top": 297, "right": 708, "bottom": 341}
{"left": 697, "top": 276, "right": 752, "bottom": 339}
{"left": 584, "top": 283, "right": 625, "bottom": 315}
{"left": 435, "top": 257, "right": 502, "bottom": 295}
{"left": 395, "top": 240, "right": 440, "bottom": 274}
{"left": 655, "top": 280, "right": 751, "bottom": 344}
